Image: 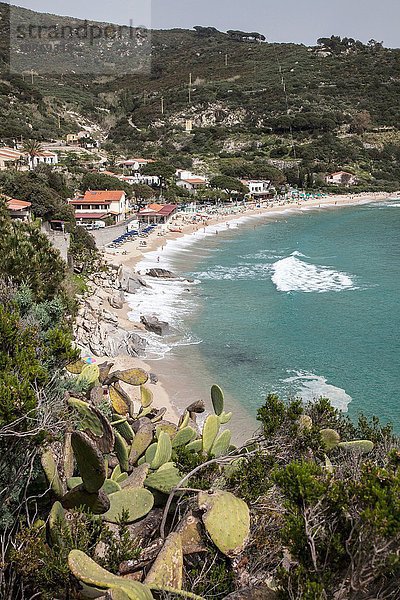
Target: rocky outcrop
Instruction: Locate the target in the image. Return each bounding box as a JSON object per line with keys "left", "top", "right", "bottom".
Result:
{"left": 75, "top": 293, "right": 147, "bottom": 358}
{"left": 140, "top": 315, "right": 169, "bottom": 336}
{"left": 118, "top": 266, "right": 148, "bottom": 293}
{"left": 145, "top": 268, "right": 176, "bottom": 279}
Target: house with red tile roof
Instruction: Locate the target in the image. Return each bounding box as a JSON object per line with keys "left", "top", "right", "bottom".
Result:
{"left": 138, "top": 203, "right": 178, "bottom": 225}
{"left": 69, "top": 190, "right": 128, "bottom": 224}
{"left": 4, "top": 196, "right": 32, "bottom": 221}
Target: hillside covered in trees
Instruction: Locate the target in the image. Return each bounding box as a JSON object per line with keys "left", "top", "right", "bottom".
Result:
{"left": 0, "top": 4, "right": 400, "bottom": 190}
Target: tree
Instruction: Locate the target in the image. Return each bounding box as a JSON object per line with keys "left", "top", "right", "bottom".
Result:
{"left": 22, "top": 139, "right": 43, "bottom": 170}
{"left": 351, "top": 110, "right": 372, "bottom": 135}
{"left": 0, "top": 201, "right": 66, "bottom": 302}
{"left": 210, "top": 176, "right": 248, "bottom": 196}
{"left": 141, "top": 161, "right": 176, "bottom": 196}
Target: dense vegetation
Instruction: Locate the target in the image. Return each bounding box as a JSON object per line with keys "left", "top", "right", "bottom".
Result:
{"left": 0, "top": 3, "right": 400, "bottom": 190}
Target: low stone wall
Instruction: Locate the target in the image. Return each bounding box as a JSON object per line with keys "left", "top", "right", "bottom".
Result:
{"left": 91, "top": 217, "right": 136, "bottom": 248}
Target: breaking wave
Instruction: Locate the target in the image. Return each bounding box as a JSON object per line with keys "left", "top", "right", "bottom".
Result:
{"left": 271, "top": 252, "right": 355, "bottom": 293}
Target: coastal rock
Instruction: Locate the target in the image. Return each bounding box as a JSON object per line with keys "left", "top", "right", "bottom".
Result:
{"left": 118, "top": 266, "right": 148, "bottom": 293}
{"left": 140, "top": 315, "right": 169, "bottom": 336}
{"left": 108, "top": 292, "right": 124, "bottom": 310}
{"left": 145, "top": 268, "right": 176, "bottom": 279}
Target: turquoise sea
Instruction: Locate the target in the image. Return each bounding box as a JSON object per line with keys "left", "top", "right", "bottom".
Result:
{"left": 131, "top": 200, "right": 400, "bottom": 434}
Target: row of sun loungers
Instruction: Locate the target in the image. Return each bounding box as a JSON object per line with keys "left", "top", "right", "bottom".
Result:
{"left": 107, "top": 224, "right": 157, "bottom": 248}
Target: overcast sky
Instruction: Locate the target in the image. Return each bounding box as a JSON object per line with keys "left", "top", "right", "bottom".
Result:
{"left": 10, "top": 0, "right": 400, "bottom": 47}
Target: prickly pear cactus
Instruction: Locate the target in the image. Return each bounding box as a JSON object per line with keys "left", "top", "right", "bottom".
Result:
{"left": 129, "top": 418, "right": 154, "bottom": 465}
{"left": 145, "top": 532, "right": 183, "bottom": 590}
{"left": 68, "top": 550, "right": 154, "bottom": 599}
{"left": 338, "top": 440, "right": 374, "bottom": 454}
{"left": 145, "top": 463, "right": 182, "bottom": 494}
{"left": 211, "top": 385, "right": 224, "bottom": 416}
{"left": 71, "top": 431, "right": 106, "bottom": 493}
{"left": 202, "top": 415, "right": 220, "bottom": 454}
{"left": 113, "top": 416, "right": 135, "bottom": 444}
{"left": 102, "top": 488, "right": 154, "bottom": 524}
{"left": 151, "top": 431, "right": 172, "bottom": 470}
{"left": 111, "top": 368, "right": 149, "bottom": 386}
{"left": 172, "top": 427, "right": 197, "bottom": 448}
{"left": 49, "top": 501, "right": 68, "bottom": 546}
{"left": 102, "top": 479, "right": 121, "bottom": 495}
{"left": 41, "top": 449, "right": 65, "bottom": 498}
{"left": 109, "top": 385, "right": 130, "bottom": 415}
{"left": 61, "top": 485, "right": 110, "bottom": 514}
{"left": 320, "top": 428, "right": 341, "bottom": 450}
{"left": 76, "top": 364, "right": 100, "bottom": 390}
{"left": 66, "top": 359, "right": 85, "bottom": 374}
{"left": 198, "top": 490, "right": 250, "bottom": 557}
{"left": 68, "top": 398, "right": 103, "bottom": 437}
{"left": 141, "top": 385, "right": 153, "bottom": 408}
{"left": 210, "top": 429, "right": 231, "bottom": 458}
{"left": 218, "top": 412, "right": 232, "bottom": 425}
{"left": 186, "top": 439, "right": 203, "bottom": 453}
{"left": 114, "top": 430, "right": 130, "bottom": 473}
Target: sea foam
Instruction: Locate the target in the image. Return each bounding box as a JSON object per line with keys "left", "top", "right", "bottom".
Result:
{"left": 271, "top": 252, "right": 355, "bottom": 293}
{"left": 283, "top": 371, "right": 352, "bottom": 412}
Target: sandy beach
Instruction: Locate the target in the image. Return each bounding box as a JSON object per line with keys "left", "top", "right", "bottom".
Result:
{"left": 80, "top": 190, "right": 399, "bottom": 426}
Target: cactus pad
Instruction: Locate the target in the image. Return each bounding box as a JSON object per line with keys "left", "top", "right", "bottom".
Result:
{"left": 129, "top": 418, "right": 154, "bottom": 465}
{"left": 113, "top": 416, "right": 135, "bottom": 444}
{"left": 211, "top": 385, "right": 224, "bottom": 416}
{"left": 145, "top": 464, "right": 182, "bottom": 494}
{"left": 151, "top": 431, "right": 172, "bottom": 470}
{"left": 68, "top": 398, "right": 103, "bottom": 437}
{"left": 338, "top": 440, "right": 374, "bottom": 454}
{"left": 111, "top": 368, "right": 148, "bottom": 386}
{"left": 102, "top": 479, "right": 121, "bottom": 495}
{"left": 202, "top": 415, "right": 220, "bottom": 454}
{"left": 76, "top": 364, "right": 100, "bottom": 389}
{"left": 62, "top": 485, "right": 110, "bottom": 514}
{"left": 145, "top": 532, "right": 183, "bottom": 590}
{"left": 71, "top": 431, "right": 106, "bottom": 493}
{"left": 114, "top": 430, "right": 130, "bottom": 473}
{"left": 41, "top": 449, "right": 64, "bottom": 498}
{"left": 110, "top": 385, "right": 130, "bottom": 415}
{"left": 141, "top": 385, "right": 153, "bottom": 408}
{"left": 198, "top": 490, "right": 250, "bottom": 557}
{"left": 49, "top": 501, "right": 67, "bottom": 546}
{"left": 156, "top": 422, "right": 178, "bottom": 438}
{"left": 186, "top": 439, "right": 203, "bottom": 453}
{"left": 219, "top": 412, "right": 232, "bottom": 425}
{"left": 121, "top": 464, "right": 149, "bottom": 489}
{"left": 172, "top": 427, "right": 197, "bottom": 448}
{"left": 210, "top": 429, "right": 232, "bottom": 458}
{"left": 66, "top": 359, "right": 85, "bottom": 374}
{"left": 68, "top": 550, "right": 154, "bottom": 599}
{"left": 102, "top": 487, "right": 154, "bottom": 524}
{"left": 320, "top": 428, "right": 341, "bottom": 450}
{"left": 97, "top": 361, "right": 114, "bottom": 384}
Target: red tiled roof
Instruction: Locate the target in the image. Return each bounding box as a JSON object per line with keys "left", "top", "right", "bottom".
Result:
{"left": 157, "top": 204, "right": 178, "bottom": 216}
{"left": 182, "top": 178, "right": 207, "bottom": 184}
{"left": 83, "top": 190, "right": 125, "bottom": 202}
{"left": 6, "top": 198, "right": 31, "bottom": 211}
{"left": 139, "top": 203, "right": 177, "bottom": 217}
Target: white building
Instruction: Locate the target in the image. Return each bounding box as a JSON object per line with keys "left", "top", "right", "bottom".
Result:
{"left": 326, "top": 171, "right": 358, "bottom": 186}
{"left": 241, "top": 179, "right": 272, "bottom": 199}
{"left": 0, "top": 147, "right": 24, "bottom": 170}
{"left": 31, "top": 150, "right": 58, "bottom": 168}
{"left": 176, "top": 169, "right": 208, "bottom": 192}
{"left": 118, "top": 158, "right": 155, "bottom": 172}
{"left": 69, "top": 190, "right": 128, "bottom": 225}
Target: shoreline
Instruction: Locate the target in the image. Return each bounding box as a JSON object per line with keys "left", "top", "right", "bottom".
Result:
{"left": 81, "top": 190, "right": 399, "bottom": 427}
